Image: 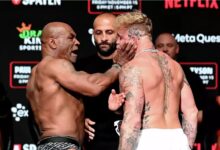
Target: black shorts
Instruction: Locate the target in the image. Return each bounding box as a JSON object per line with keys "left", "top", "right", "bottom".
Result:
{"left": 37, "top": 136, "right": 81, "bottom": 150}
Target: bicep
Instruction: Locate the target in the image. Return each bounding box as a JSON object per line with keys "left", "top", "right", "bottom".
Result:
{"left": 53, "top": 60, "right": 103, "bottom": 96}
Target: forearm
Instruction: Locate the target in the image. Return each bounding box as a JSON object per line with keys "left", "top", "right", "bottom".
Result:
{"left": 87, "top": 64, "right": 121, "bottom": 96}
{"left": 118, "top": 125, "right": 140, "bottom": 150}
{"left": 114, "top": 107, "right": 123, "bottom": 115}
{"left": 104, "top": 64, "right": 121, "bottom": 84}
{"left": 182, "top": 108, "right": 198, "bottom": 148}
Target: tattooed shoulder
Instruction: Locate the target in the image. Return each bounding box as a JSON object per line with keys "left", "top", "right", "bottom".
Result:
{"left": 120, "top": 66, "right": 142, "bottom": 89}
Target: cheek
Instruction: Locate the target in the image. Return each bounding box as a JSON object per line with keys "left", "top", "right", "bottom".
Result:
{"left": 110, "top": 37, "right": 117, "bottom": 43}
{"left": 94, "top": 36, "right": 101, "bottom": 43}
{"left": 116, "top": 38, "right": 121, "bottom": 45}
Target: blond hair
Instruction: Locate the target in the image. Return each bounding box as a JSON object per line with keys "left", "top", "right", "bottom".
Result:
{"left": 115, "top": 10, "right": 152, "bottom": 39}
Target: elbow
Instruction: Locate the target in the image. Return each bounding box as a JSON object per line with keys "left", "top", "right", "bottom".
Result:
{"left": 86, "top": 86, "right": 105, "bottom": 97}
{"left": 192, "top": 107, "right": 199, "bottom": 123}
{"left": 194, "top": 106, "right": 199, "bottom": 117}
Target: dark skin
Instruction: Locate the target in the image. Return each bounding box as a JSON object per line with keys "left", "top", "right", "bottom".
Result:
{"left": 26, "top": 22, "right": 136, "bottom": 147}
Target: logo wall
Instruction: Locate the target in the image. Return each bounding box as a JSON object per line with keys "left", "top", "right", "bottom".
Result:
{"left": 16, "top": 22, "right": 42, "bottom": 51}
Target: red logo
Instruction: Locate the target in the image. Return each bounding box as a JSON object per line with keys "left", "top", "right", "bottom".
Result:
{"left": 11, "top": 0, "right": 21, "bottom": 6}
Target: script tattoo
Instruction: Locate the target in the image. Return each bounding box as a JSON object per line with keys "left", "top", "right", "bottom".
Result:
{"left": 154, "top": 54, "right": 173, "bottom": 113}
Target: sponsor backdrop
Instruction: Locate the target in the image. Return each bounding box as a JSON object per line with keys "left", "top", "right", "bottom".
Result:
{"left": 0, "top": 0, "right": 219, "bottom": 150}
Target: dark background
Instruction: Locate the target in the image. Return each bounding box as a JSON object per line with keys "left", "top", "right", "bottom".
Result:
{"left": 0, "top": 0, "right": 219, "bottom": 149}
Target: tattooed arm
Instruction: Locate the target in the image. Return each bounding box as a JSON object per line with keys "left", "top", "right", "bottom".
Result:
{"left": 180, "top": 75, "right": 198, "bottom": 149}
{"left": 118, "top": 65, "right": 144, "bottom": 150}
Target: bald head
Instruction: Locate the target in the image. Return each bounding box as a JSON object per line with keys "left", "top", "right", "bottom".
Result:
{"left": 155, "top": 32, "right": 179, "bottom": 59}
{"left": 93, "top": 13, "right": 116, "bottom": 28}
{"left": 41, "top": 22, "right": 72, "bottom": 43}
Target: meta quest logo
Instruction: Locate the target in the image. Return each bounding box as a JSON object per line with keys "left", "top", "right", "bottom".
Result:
{"left": 16, "top": 22, "right": 42, "bottom": 51}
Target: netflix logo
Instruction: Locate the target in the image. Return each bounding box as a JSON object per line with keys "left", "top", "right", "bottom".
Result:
{"left": 164, "top": 0, "right": 219, "bottom": 9}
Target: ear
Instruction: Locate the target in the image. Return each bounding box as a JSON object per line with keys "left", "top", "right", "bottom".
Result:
{"left": 176, "top": 44, "right": 180, "bottom": 54}
{"left": 48, "top": 38, "right": 57, "bottom": 49}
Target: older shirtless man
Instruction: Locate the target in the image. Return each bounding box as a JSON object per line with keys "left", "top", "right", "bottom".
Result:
{"left": 26, "top": 22, "right": 134, "bottom": 150}
{"left": 109, "top": 11, "right": 198, "bottom": 150}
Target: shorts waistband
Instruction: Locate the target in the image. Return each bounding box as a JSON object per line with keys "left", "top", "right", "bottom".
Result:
{"left": 141, "top": 128, "right": 184, "bottom": 134}
{"left": 38, "top": 136, "right": 80, "bottom": 148}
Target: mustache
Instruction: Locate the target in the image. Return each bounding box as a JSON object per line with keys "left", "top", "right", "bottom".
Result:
{"left": 97, "top": 41, "right": 111, "bottom": 46}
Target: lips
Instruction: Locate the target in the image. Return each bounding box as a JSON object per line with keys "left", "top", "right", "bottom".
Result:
{"left": 70, "top": 50, "right": 77, "bottom": 57}
{"left": 99, "top": 44, "right": 109, "bottom": 49}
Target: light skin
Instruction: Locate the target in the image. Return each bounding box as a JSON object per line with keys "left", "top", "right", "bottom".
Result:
{"left": 84, "top": 13, "right": 136, "bottom": 141}
{"left": 109, "top": 13, "right": 198, "bottom": 150}
{"left": 155, "top": 33, "right": 179, "bottom": 59}
{"left": 26, "top": 22, "right": 132, "bottom": 147}
{"left": 155, "top": 32, "right": 203, "bottom": 124}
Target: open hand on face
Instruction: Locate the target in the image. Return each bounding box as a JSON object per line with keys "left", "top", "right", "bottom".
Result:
{"left": 113, "top": 39, "right": 137, "bottom": 66}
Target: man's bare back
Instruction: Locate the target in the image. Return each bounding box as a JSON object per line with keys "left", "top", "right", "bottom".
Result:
{"left": 121, "top": 51, "right": 183, "bottom": 129}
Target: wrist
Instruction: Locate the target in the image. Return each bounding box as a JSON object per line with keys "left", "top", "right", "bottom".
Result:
{"left": 112, "top": 63, "right": 122, "bottom": 70}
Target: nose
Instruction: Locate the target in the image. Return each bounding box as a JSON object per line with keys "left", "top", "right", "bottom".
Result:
{"left": 162, "top": 46, "right": 168, "bottom": 53}
{"left": 101, "top": 34, "right": 108, "bottom": 42}
{"left": 75, "top": 39, "right": 80, "bottom": 46}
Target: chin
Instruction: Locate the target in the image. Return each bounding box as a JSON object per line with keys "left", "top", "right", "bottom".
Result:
{"left": 69, "top": 57, "right": 77, "bottom": 63}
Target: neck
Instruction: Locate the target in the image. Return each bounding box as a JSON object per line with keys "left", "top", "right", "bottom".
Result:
{"left": 97, "top": 52, "right": 114, "bottom": 60}
{"left": 136, "top": 36, "right": 155, "bottom": 53}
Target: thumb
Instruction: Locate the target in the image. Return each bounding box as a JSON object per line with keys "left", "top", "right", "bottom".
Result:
{"left": 111, "top": 89, "right": 116, "bottom": 95}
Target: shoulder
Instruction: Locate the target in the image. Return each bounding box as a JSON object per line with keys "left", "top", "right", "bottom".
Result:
{"left": 120, "top": 62, "right": 142, "bottom": 81}
{"left": 38, "top": 58, "right": 75, "bottom": 75}
{"left": 50, "top": 58, "right": 73, "bottom": 69}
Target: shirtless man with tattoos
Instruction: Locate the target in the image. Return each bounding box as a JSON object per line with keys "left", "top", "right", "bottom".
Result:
{"left": 26, "top": 22, "right": 134, "bottom": 150}
{"left": 110, "top": 11, "right": 198, "bottom": 150}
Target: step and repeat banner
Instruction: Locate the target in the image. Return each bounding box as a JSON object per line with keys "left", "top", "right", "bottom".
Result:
{"left": 0, "top": 0, "right": 220, "bottom": 150}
